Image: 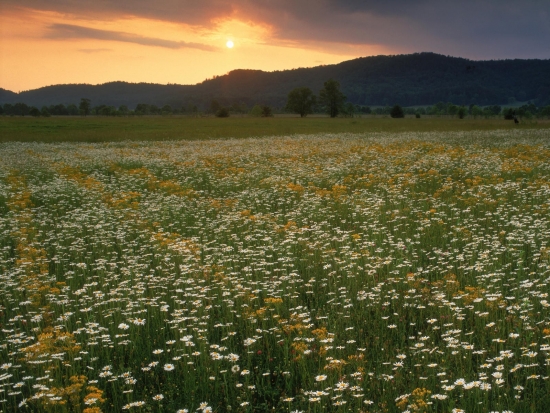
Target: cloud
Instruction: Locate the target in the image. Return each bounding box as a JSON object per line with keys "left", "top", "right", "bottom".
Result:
{"left": 243, "top": 0, "right": 550, "bottom": 58}
{"left": 47, "top": 23, "right": 218, "bottom": 52}
{"left": 6, "top": 0, "right": 550, "bottom": 59}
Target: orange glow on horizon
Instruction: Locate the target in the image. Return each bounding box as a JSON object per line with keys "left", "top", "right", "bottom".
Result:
{"left": 0, "top": 8, "right": 391, "bottom": 92}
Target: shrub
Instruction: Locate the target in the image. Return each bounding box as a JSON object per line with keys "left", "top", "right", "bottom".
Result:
{"left": 261, "top": 106, "right": 273, "bottom": 117}
{"left": 215, "top": 107, "right": 230, "bottom": 118}
{"left": 249, "top": 105, "right": 263, "bottom": 117}
{"left": 390, "top": 105, "right": 404, "bottom": 118}
{"left": 503, "top": 108, "right": 515, "bottom": 120}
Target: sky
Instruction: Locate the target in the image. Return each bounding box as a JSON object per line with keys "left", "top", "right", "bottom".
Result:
{"left": 1, "top": 0, "right": 549, "bottom": 92}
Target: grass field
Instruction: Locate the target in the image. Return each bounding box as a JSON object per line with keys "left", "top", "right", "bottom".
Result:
{"left": 1, "top": 127, "right": 550, "bottom": 413}
{"left": 1, "top": 116, "right": 549, "bottom": 142}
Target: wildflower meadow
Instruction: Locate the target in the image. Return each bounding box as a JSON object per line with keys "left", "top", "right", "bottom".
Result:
{"left": 1, "top": 130, "right": 549, "bottom": 413}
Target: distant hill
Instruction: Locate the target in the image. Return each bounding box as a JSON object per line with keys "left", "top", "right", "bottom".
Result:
{"left": 2, "top": 53, "right": 550, "bottom": 109}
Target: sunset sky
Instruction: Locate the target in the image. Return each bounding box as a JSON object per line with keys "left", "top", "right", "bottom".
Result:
{"left": 1, "top": 0, "right": 549, "bottom": 92}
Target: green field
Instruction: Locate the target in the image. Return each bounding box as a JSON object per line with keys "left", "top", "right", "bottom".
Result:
{"left": 1, "top": 116, "right": 549, "bottom": 142}
{"left": 1, "top": 127, "right": 550, "bottom": 413}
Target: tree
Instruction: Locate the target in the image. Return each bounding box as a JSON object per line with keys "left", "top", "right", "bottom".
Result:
{"left": 470, "top": 105, "right": 482, "bottom": 119}
{"left": 215, "top": 107, "right": 230, "bottom": 117}
{"left": 261, "top": 105, "right": 273, "bottom": 117}
{"left": 14, "top": 103, "right": 30, "bottom": 116}
{"left": 457, "top": 106, "right": 467, "bottom": 119}
{"left": 285, "top": 87, "right": 316, "bottom": 117}
{"left": 186, "top": 104, "right": 198, "bottom": 117}
{"left": 210, "top": 100, "right": 221, "bottom": 114}
{"left": 340, "top": 102, "right": 356, "bottom": 118}
{"left": 539, "top": 105, "right": 550, "bottom": 119}
{"left": 67, "top": 104, "right": 79, "bottom": 116}
{"left": 79, "top": 98, "right": 91, "bottom": 116}
{"left": 29, "top": 107, "right": 40, "bottom": 117}
{"left": 249, "top": 105, "right": 263, "bottom": 117}
{"left": 118, "top": 105, "right": 129, "bottom": 116}
{"left": 3, "top": 104, "right": 13, "bottom": 115}
{"left": 390, "top": 105, "right": 404, "bottom": 118}
{"left": 448, "top": 104, "right": 458, "bottom": 116}
{"left": 135, "top": 103, "right": 150, "bottom": 115}
{"left": 41, "top": 106, "right": 51, "bottom": 117}
{"left": 503, "top": 108, "right": 515, "bottom": 120}
{"left": 319, "top": 79, "right": 346, "bottom": 118}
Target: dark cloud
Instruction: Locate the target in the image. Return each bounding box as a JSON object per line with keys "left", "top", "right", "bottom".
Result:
{"left": 47, "top": 24, "right": 218, "bottom": 51}
{"left": 7, "top": 0, "right": 550, "bottom": 59}
{"left": 245, "top": 0, "right": 550, "bottom": 59}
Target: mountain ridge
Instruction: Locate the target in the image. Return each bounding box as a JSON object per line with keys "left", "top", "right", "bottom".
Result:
{"left": 2, "top": 52, "right": 549, "bottom": 109}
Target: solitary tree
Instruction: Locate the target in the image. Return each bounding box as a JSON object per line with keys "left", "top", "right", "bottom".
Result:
{"left": 285, "top": 87, "right": 316, "bottom": 117}
{"left": 319, "top": 79, "right": 346, "bottom": 118}
{"left": 79, "top": 98, "right": 91, "bottom": 116}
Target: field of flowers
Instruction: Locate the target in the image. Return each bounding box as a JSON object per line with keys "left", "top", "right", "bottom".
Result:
{"left": 1, "top": 130, "right": 549, "bottom": 413}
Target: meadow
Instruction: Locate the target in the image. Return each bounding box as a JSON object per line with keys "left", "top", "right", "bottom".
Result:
{"left": 1, "top": 116, "right": 549, "bottom": 143}
{"left": 1, "top": 127, "right": 550, "bottom": 413}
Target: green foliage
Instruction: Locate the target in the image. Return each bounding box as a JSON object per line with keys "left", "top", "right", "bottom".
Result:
{"left": 261, "top": 105, "right": 273, "bottom": 117}
{"left": 184, "top": 103, "right": 199, "bottom": 116}
{"left": 230, "top": 102, "right": 248, "bottom": 115}
{"left": 28, "top": 107, "right": 40, "bottom": 117}
{"left": 340, "top": 102, "right": 356, "bottom": 118}
{"left": 503, "top": 108, "right": 515, "bottom": 120}
{"left": 210, "top": 100, "right": 221, "bottom": 114}
{"left": 285, "top": 87, "right": 316, "bottom": 117}
{"left": 457, "top": 106, "right": 467, "bottom": 119}
{"left": 539, "top": 105, "right": 550, "bottom": 119}
{"left": 79, "top": 98, "right": 91, "bottom": 116}
{"left": 249, "top": 105, "right": 263, "bottom": 117}
{"left": 29, "top": 107, "right": 40, "bottom": 117}
{"left": 215, "top": 107, "right": 230, "bottom": 118}
{"left": 470, "top": 105, "right": 483, "bottom": 119}
{"left": 319, "top": 79, "right": 346, "bottom": 118}
{"left": 10, "top": 103, "right": 30, "bottom": 116}
{"left": 390, "top": 105, "right": 404, "bottom": 118}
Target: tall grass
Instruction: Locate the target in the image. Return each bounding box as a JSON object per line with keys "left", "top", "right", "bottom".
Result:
{"left": 0, "top": 130, "right": 549, "bottom": 413}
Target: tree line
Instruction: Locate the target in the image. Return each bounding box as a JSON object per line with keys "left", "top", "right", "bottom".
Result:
{"left": 283, "top": 80, "right": 550, "bottom": 120}
{"left": 2, "top": 87, "right": 549, "bottom": 120}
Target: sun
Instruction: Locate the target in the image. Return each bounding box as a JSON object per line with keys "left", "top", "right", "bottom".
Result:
{"left": 226, "top": 40, "right": 234, "bottom": 49}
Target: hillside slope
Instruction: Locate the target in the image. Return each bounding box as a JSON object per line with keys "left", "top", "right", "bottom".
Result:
{"left": 2, "top": 53, "right": 549, "bottom": 109}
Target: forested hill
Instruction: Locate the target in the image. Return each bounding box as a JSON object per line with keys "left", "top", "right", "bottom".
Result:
{"left": 2, "top": 53, "right": 550, "bottom": 109}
